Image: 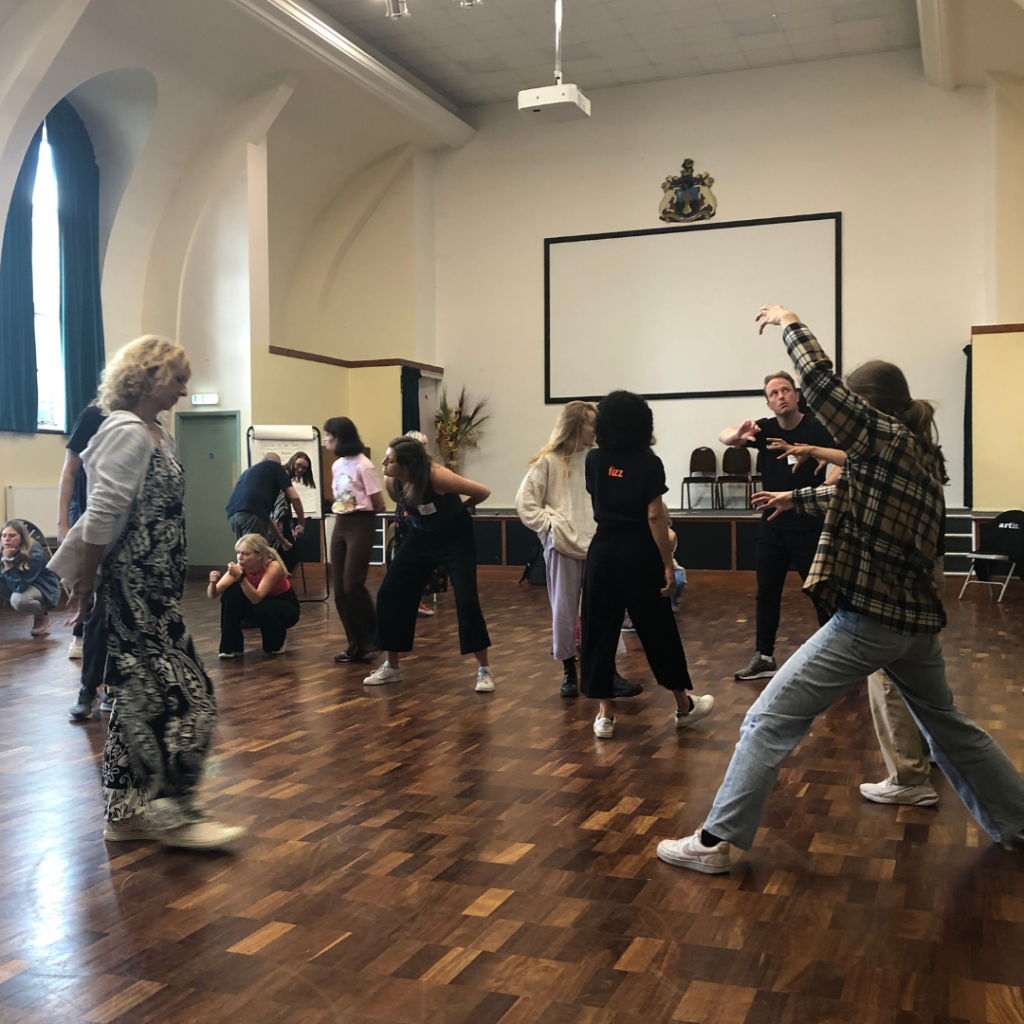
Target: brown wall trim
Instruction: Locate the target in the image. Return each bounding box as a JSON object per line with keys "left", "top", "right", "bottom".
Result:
{"left": 970, "top": 324, "right": 1024, "bottom": 335}
{"left": 269, "top": 345, "right": 444, "bottom": 375}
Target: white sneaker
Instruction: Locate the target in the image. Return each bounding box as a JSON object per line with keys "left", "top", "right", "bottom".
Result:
{"left": 859, "top": 779, "right": 939, "bottom": 807}
{"left": 160, "top": 820, "right": 246, "bottom": 850}
{"left": 267, "top": 642, "right": 287, "bottom": 655}
{"left": 657, "top": 826, "right": 731, "bottom": 874}
{"left": 675, "top": 694, "right": 715, "bottom": 729}
{"left": 364, "top": 661, "right": 403, "bottom": 686}
{"left": 103, "top": 817, "right": 165, "bottom": 842}
{"left": 475, "top": 666, "right": 495, "bottom": 692}
{"left": 218, "top": 651, "right": 243, "bottom": 659}
{"left": 68, "top": 636, "right": 84, "bottom": 660}
{"left": 593, "top": 715, "right": 615, "bottom": 738}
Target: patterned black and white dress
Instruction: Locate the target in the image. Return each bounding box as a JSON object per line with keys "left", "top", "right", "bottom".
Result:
{"left": 101, "top": 444, "right": 217, "bottom": 827}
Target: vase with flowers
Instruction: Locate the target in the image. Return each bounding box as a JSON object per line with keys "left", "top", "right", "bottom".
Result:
{"left": 434, "top": 387, "right": 489, "bottom": 473}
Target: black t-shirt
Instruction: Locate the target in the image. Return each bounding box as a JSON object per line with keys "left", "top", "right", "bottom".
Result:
{"left": 226, "top": 460, "right": 292, "bottom": 520}
{"left": 66, "top": 405, "right": 106, "bottom": 515}
{"left": 744, "top": 412, "right": 836, "bottom": 530}
{"left": 585, "top": 446, "right": 668, "bottom": 530}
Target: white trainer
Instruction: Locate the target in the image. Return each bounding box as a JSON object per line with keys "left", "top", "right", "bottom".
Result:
{"left": 103, "top": 817, "right": 165, "bottom": 842}
{"left": 364, "top": 661, "right": 403, "bottom": 686}
{"left": 593, "top": 715, "right": 615, "bottom": 738}
{"left": 68, "top": 636, "right": 84, "bottom": 660}
{"left": 657, "top": 826, "right": 731, "bottom": 874}
{"left": 675, "top": 694, "right": 715, "bottom": 729}
{"left": 859, "top": 779, "right": 939, "bottom": 807}
{"left": 475, "top": 667, "right": 495, "bottom": 692}
{"left": 160, "top": 820, "right": 246, "bottom": 850}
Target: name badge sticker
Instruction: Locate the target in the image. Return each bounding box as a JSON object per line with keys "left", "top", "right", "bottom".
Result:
{"left": 418, "top": 502, "right": 437, "bottom": 515}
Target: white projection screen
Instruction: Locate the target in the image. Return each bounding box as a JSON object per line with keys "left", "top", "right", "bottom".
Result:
{"left": 545, "top": 214, "right": 841, "bottom": 401}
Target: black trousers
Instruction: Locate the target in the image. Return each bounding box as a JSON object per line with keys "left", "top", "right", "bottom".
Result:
{"left": 581, "top": 526, "right": 692, "bottom": 700}
{"left": 81, "top": 588, "right": 110, "bottom": 699}
{"left": 375, "top": 511, "right": 490, "bottom": 655}
{"left": 755, "top": 521, "right": 830, "bottom": 656}
{"left": 220, "top": 583, "right": 300, "bottom": 654}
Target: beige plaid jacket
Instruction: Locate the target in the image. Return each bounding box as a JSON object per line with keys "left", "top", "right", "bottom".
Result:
{"left": 785, "top": 324, "right": 946, "bottom": 636}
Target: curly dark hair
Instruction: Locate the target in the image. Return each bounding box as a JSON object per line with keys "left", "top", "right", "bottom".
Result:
{"left": 594, "top": 390, "right": 654, "bottom": 452}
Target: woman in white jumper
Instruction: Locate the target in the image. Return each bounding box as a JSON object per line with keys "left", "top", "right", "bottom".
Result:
{"left": 516, "top": 402, "right": 640, "bottom": 699}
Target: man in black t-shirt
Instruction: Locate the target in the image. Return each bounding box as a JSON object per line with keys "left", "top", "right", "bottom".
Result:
{"left": 226, "top": 454, "right": 306, "bottom": 545}
{"left": 719, "top": 371, "right": 838, "bottom": 681}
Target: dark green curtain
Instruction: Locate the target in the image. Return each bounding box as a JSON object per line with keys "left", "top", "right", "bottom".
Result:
{"left": 47, "top": 98, "right": 105, "bottom": 428}
{"left": 0, "top": 126, "right": 43, "bottom": 433}
{"left": 401, "top": 365, "right": 421, "bottom": 434}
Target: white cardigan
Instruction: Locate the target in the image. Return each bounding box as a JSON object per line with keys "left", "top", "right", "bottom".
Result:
{"left": 514, "top": 449, "right": 596, "bottom": 560}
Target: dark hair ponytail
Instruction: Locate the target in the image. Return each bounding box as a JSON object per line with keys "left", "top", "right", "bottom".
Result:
{"left": 846, "top": 361, "right": 948, "bottom": 482}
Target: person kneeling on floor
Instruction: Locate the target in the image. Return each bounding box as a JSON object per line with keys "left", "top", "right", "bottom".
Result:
{"left": 208, "top": 533, "right": 300, "bottom": 657}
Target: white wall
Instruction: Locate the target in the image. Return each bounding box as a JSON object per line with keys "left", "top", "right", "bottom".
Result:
{"left": 435, "top": 50, "right": 989, "bottom": 508}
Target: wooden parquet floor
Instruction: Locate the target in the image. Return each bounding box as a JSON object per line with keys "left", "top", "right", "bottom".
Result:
{"left": 1, "top": 572, "right": 1023, "bottom": 1024}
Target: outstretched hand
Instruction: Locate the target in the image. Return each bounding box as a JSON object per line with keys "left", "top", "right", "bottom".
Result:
{"left": 755, "top": 304, "right": 799, "bottom": 335}
{"left": 751, "top": 490, "right": 795, "bottom": 521}
{"left": 736, "top": 418, "right": 760, "bottom": 443}
{"left": 767, "top": 439, "right": 828, "bottom": 473}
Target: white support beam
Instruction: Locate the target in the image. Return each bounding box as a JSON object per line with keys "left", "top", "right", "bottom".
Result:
{"left": 916, "top": 0, "right": 957, "bottom": 91}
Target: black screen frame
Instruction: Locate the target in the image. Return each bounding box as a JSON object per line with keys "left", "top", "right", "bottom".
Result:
{"left": 543, "top": 211, "right": 843, "bottom": 404}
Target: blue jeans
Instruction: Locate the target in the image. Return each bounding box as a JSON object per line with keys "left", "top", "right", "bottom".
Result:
{"left": 706, "top": 610, "right": 1024, "bottom": 849}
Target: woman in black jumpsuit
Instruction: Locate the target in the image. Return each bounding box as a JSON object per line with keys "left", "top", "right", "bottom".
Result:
{"left": 366, "top": 436, "right": 494, "bottom": 692}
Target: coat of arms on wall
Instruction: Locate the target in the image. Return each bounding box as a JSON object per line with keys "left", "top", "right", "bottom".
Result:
{"left": 659, "top": 158, "right": 717, "bottom": 223}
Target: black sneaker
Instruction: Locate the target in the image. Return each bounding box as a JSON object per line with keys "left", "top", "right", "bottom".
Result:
{"left": 734, "top": 652, "right": 778, "bottom": 681}
{"left": 612, "top": 674, "right": 643, "bottom": 698}
{"left": 560, "top": 673, "right": 579, "bottom": 698}
{"left": 69, "top": 687, "right": 96, "bottom": 722}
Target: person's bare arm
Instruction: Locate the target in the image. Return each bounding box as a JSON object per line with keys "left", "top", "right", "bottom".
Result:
{"left": 647, "top": 496, "right": 675, "bottom": 597}
{"left": 286, "top": 486, "right": 306, "bottom": 536}
{"left": 431, "top": 465, "right": 490, "bottom": 507}
{"left": 207, "top": 569, "right": 237, "bottom": 599}
{"left": 267, "top": 517, "right": 292, "bottom": 551}
{"left": 825, "top": 464, "right": 842, "bottom": 486}
{"left": 370, "top": 491, "right": 386, "bottom": 512}
{"left": 239, "top": 561, "right": 284, "bottom": 605}
{"left": 57, "top": 450, "right": 82, "bottom": 543}
{"left": 719, "top": 419, "right": 760, "bottom": 448}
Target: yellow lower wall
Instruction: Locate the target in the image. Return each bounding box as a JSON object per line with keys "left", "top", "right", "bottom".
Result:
{"left": 972, "top": 330, "right": 1024, "bottom": 511}
{"left": 0, "top": 433, "right": 69, "bottom": 523}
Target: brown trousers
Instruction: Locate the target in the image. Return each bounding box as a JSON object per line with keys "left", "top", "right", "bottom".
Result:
{"left": 330, "top": 512, "right": 377, "bottom": 657}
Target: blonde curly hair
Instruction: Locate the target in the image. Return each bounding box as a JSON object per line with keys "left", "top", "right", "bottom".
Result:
{"left": 98, "top": 335, "right": 190, "bottom": 413}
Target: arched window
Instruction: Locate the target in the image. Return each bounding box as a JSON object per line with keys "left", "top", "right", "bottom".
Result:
{"left": 33, "top": 124, "right": 64, "bottom": 431}
{"left": 0, "top": 99, "right": 104, "bottom": 434}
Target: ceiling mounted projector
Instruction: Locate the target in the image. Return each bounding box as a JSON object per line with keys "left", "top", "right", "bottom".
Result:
{"left": 518, "top": 0, "right": 590, "bottom": 123}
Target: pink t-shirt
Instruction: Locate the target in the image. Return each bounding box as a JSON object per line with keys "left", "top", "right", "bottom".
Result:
{"left": 331, "top": 454, "right": 382, "bottom": 513}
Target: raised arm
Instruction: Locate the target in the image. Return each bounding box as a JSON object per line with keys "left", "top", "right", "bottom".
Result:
{"left": 432, "top": 465, "right": 490, "bottom": 507}
{"left": 756, "top": 305, "right": 898, "bottom": 460}
{"left": 719, "top": 419, "right": 761, "bottom": 448}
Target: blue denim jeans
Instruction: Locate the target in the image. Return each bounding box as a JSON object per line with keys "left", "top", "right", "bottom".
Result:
{"left": 706, "top": 609, "right": 1024, "bottom": 849}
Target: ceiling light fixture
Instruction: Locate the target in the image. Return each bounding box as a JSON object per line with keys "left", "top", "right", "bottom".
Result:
{"left": 517, "top": 0, "right": 591, "bottom": 123}
{"left": 384, "top": 0, "right": 409, "bottom": 17}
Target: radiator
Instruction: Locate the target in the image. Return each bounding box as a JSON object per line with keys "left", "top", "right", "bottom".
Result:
{"left": 5, "top": 486, "right": 59, "bottom": 538}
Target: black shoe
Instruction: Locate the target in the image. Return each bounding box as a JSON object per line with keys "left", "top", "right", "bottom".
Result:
{"left": 68, "top": 686, "right": 96, "bottom": 722}
{"left": 560, "top": 673, "right": 579, "bottom": 698}
{"left": 612, "top": 674, "right": 643, "bottom": 698}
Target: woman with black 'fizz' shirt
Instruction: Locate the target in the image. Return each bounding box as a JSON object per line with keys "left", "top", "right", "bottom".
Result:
{"left": 581, "top": 391, "right": 714, "bottom": 739}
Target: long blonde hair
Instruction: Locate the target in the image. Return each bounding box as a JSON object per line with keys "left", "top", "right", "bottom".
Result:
{"left": 0, "top": 520, "right": 36, "bottom": 572}
{"left": 528, "top": 401, "right": 597, "bottom": 475}
{"left": 236, "top": 533, "right": 289, "bottom": 577}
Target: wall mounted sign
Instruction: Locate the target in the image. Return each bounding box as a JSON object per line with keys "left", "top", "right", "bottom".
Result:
{"left": 659, "top": 159, "right": 717, "bottom": 223}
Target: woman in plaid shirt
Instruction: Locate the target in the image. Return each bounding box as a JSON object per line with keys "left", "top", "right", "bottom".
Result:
{"left": 658, "top": 305, "right": 1024, "bottom": 874}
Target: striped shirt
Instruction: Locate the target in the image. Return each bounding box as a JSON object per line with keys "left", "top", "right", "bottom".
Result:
{"left": 785, "top": 323, "right": 946, "bottom": 636}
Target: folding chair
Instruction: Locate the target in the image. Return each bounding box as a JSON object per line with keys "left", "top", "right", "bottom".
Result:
{"left": 958, "top": 510, "right": 1024, "bottom": 604}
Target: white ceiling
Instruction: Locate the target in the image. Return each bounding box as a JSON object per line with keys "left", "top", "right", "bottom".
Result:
{"left": 315, "top": 0, "right": 921, "bottom": 107}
